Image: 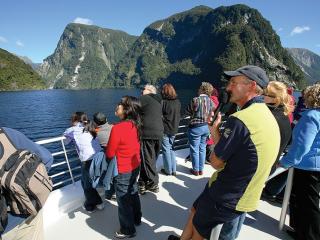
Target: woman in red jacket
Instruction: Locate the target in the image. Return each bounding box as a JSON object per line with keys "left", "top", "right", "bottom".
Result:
{"left": 106, "top": 96, "right": 142, "bottom": 239}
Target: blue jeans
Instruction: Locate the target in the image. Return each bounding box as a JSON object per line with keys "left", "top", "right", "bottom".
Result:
{"left": 114, "top": 167, "right": 142, "bottom": 235}
{"left": 161, "top": 134, "right": 176, "bottom": 174}
{"left": 188, "top": 125, "right": 209, "bottom": 171}
{"left": 219, "top": 213, "right": 246, "bottom": 240}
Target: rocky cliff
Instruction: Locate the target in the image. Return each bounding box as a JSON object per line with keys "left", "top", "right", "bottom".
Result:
{"left": 287, "top": 48, "right": 320, "bottom": 85}
{"left": 38, "top": 23, "right": 138, "bottom": 89}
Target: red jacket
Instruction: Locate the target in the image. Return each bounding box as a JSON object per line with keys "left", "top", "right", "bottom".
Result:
{"left": 106, "top": 121, "right": 141, "bottom": 173}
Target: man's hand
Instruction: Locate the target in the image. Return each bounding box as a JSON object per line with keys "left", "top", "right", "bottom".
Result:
{"left": 210, "top": 152, "right": 225, "bottom": 170}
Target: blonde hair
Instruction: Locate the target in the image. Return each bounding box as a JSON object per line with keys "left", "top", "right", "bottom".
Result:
{"left": 303, "top": 83, "right": 320, "bottom": 108}
{"left": 264, "top": 81, "right": 294, "bottom": 115}
{"left": 199, "top": 82, "right": 214, "bottom": 96}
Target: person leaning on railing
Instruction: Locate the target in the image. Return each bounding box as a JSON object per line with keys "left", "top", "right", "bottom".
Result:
{"left": 279, "top": 83, "right": 320, "bottom": 240}
{"left": 63, "top": 112, "right": 104, "bottom": 213}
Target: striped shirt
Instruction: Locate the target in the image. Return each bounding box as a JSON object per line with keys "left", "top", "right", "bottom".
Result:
{"left": 186, "top": 94, "right": 215, "bottom": 127}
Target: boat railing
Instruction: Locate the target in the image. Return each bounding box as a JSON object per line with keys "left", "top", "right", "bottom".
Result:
{"left": 35, "top": 116, "right": 191, "bottom": 189}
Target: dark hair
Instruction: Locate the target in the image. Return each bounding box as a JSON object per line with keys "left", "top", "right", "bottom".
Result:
{"left": 93, "top": 112, "right": 107, "bottom": 125}
{"left": 161, "top": 83, "right": 177, "bottom": 100}
{"left": 71, "top": 112, "right": 88, "bottom": 125}
{"left": 118, "top": 96, "right": 142, "bottom": 140}
{"left": 83, "top": 120, "right": 97, "bottom": 139}
{"left": 71, "top": 112, "right": 96, "bottom": 138}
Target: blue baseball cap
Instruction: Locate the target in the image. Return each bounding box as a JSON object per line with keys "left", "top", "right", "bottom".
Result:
{"left": 224, "top": 65, "right": 269, "bottom": 88}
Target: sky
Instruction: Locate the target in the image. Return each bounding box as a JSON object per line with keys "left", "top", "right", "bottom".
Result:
{"left": 0, "top": 0, "right": 319, "bottom": 63}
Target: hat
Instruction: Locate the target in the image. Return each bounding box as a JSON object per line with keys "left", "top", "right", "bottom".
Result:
{"left": 93, "top": 112, "right": 107, "bottom": 125}
{"left": 224, "top": 65, "right": 269, "bottom": 88}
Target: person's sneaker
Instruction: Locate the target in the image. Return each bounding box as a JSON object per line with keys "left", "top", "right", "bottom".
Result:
{"left": 138, "top": 184, "right": 146, "bottom": 195}
{"left": 160, "top": 169, "right": 170, "bottom": 176}
{"left": 172, "top": 172, "right": 177, "bottom": 176}
{"left": 105, "top": 193, "right": 116, "bottom": 201}
{"left": 168, "top": 235, "right": 180, "bottom": 240}
{"left": 190, "top": 169, "right": 199, "bottom": 176}
{"left": 199, "top": 171, "right": 203, "bottom": 175}
{"left": 82, "top": 204, "right": 96, "bottom": 213}
{"left": 115, "top": 230, "right": 136, "bottom": 239}
{"left": 146, "top": 183, "right": 159, "bottom": 193}
{"left": 96, "top": 202, "right": 105, "bottom": 210}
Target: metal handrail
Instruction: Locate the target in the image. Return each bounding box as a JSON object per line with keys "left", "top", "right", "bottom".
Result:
{"left": 35, "top": 116, "right": 192, "bottom": 189}
{"left": 36, "top": 136, "right": 77, "bottom": 187}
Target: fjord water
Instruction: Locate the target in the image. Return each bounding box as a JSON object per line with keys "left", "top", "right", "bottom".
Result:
{"left": 0, "top": 88, "right": 195, "bottom": 141}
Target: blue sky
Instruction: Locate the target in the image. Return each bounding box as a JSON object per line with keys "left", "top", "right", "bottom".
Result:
{"left": 0, "top": 0, "right": 319, "bottom": 63}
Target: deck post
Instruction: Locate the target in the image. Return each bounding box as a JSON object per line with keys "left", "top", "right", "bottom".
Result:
{"left": 279, "top": 168, "right": 294, "bottom": 230}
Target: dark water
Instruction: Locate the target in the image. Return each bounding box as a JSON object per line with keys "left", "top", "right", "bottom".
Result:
{"left": 0, "top": 88, "right": 196, "bottom": 141}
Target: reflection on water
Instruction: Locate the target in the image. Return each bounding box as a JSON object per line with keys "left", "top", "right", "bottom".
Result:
{"left": 0, "top": 88, "right": 196, "bottom": 141}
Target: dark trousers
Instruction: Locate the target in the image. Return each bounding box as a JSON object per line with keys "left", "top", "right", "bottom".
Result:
{"left": 114, "top": 167, "right": 142, "bottom": 235}
{"left": 81, "top": 161, "right": 103, "bottom": 210}
{"left": 290, "top": 168, "right": 320, "bottom": 240}
{"left": 265, "top": 171, "right": 288, "bottom": 196}
{"left": 139, "top": 139, "right": 161, "bottom": 186}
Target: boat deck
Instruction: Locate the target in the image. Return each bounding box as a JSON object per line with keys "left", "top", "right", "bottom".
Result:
{"left": 43, "top": 149, "right": 292, "bottom": 240}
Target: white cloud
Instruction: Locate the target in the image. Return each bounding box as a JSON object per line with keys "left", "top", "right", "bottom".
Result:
{"left": 290, "top": 26, "right": 310, "bottom": 36}
{"left": 73, "top": 17, "right": 93, "bottom": 25}
{"left": 0, "top": 36, "right": 8, "bottom": 43}
{"left": 278, "top": 28, "right": 283, "bottom": 32}
{"left": 16, "top": 40, "right": 24, "bottom": 47}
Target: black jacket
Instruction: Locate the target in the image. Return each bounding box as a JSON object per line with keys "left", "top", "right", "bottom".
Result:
{"left": 162, "top": 98, "right": 181, "bottom": 136}
{"left": 140, "top": 94, "right": 164, "bottom": 139}
{"left": 268, "top": 105, "right": 292, "bottom": 172}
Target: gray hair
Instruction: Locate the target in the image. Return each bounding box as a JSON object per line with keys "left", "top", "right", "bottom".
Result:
{"left": 144, "top": 84, "right": 157, "bottom": 94}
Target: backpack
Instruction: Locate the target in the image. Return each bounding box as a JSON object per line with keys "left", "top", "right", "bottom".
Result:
{"left": 0, "top": 128, "right": 53, "bottom": 217}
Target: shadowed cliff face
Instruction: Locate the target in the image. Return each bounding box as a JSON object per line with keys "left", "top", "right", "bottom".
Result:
{"left": 287, "top": 48, "right": 320, "bottom": 85}
{"left": 0, "top": 48, "right": 45, "bottom": 91}
{"left": 38, "top": 23, "right": 138, "bottom": 89}
{"left": 115, "top": 4, "right": 305, "bottom": 89}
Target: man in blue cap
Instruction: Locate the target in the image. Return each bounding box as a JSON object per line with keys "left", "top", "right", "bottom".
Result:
{"left": 168, "top": 65, "right": 281, "bottom": 240}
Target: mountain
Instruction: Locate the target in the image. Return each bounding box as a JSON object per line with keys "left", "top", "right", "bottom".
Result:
{"left": 18, "top": 55, "right": 41, "bottom": 71}
{"left": 114, "top": 5, "right": 305, "bottom": 89}
{"left": 38, "top": 23, "right": 138, "bottom": 89}
{"left": 287, "top": 48, "right": 320, "bottom": 85}
{"left": 0, "top": 48, "right": 45, "bottom": 91}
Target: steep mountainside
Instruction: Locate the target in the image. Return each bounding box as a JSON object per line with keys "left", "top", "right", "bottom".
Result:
{"left": 0, "top": 48, "right": 45, "bottom": 91}
{"left": 18, "top": 56, "right": 41, "bottom": 71}
{"left": 38, "top": 23, "right": 138, "bottom": 89}
{"left": 287, "top": 48, "right": 320, "bottom": 84}
{"left": 114, "top": 5, "right": 305, "bottom": 89}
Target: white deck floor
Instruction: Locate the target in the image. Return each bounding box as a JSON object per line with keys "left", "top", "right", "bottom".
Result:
{"left": 43, "top": 149, "right": 292, "bottom": 240}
